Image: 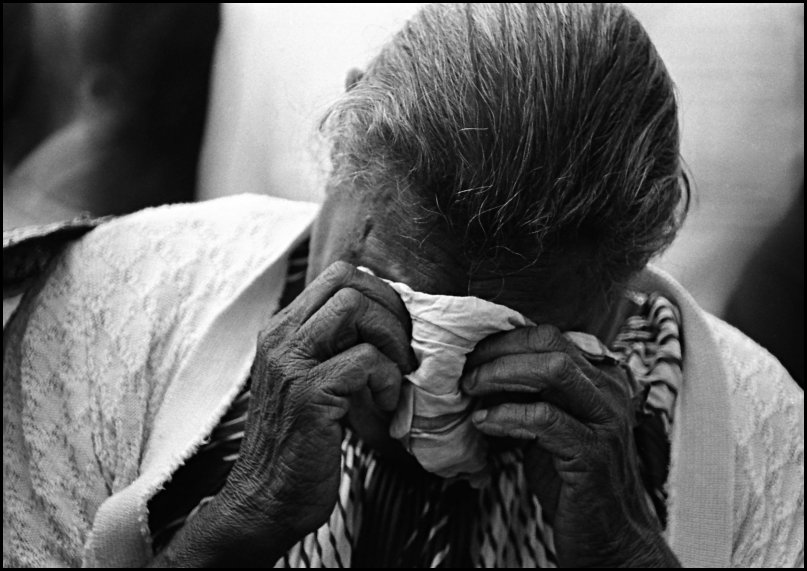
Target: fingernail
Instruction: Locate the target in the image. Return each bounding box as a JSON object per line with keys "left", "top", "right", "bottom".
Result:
{"left": 472, "top": 409, "right": 488, "bottom": 423}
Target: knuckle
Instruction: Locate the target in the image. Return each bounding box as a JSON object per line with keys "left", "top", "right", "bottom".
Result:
{"left": 521, "top": 405, "right": 535, "bottom": 426}
{"left": 523, "top": 353, "right": 544, "bottom": 378}
{"left": 533, "top": 323, "right": 562, "bottom": 346}
{"left": 557, "top": 353, "right": 577, "bottom": 379}
{"left": 255, "top": 331, "right": 285, "bottom": 370}
{"left": 541, "top": 404, "right": 567, "bottom": 436}
{"left": 490, "top": 357, "right": 509, "bottom": 382}
{"left": 545, "top": 351, "right": 572, "bottom": 379}
{"left": 505, "top": 404, "right": 525, "bottom": 426}
{"left": 378, "top": 352, "right": 397, "bottom": 373}
{"left": 256, "top": 329, "right": 273, "bottom": 353}
{"left": 257, "top": 324, "right": 283, "bottom": 353}
{"left": 324, "top": 260, "right": 356, "bottom": 284}
{"left": 286, "top": 335, "right": 310, "bottom": 359}
{"left": 495, "top": 404, "right": 515, "bottom": 425}
{"left": 326, "top": 397, "right": 350, "bottom": 420}
{"left": 525, "top": 325, "right": 550, "bottom": 350}
{"left": 331, "top": 287, "right": 365, "bottom": 315}
{"left": 353, "top": 342, "right": 380, "bottom": 363}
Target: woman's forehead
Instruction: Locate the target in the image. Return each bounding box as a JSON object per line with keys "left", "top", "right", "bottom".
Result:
{"left": 313, "top": 188, "right": 458, "bottom": 286}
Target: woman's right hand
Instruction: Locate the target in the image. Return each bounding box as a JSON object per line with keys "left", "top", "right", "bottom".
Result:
{"left": 213, "top": 261, "right": 416, "bottom": 562}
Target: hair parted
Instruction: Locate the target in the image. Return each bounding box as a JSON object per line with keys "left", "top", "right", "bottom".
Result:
{"left": 320, "top": 3, "right": 689, "bottom": 302}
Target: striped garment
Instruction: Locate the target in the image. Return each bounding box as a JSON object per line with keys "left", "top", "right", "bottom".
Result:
{"left": 148, "top": 256, "right": 683, "bottom": 567}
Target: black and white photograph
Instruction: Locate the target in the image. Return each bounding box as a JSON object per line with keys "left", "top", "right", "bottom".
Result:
{"left": 3, "top": 3, "right": 803, "bottom": 568}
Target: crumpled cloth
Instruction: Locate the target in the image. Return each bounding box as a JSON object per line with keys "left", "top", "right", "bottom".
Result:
{"left": 360, "top": 268, "right": 620, "bottom": 486}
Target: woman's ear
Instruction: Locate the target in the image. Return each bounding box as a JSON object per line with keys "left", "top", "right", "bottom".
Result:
{"left": 345, "top": 68, "right": 364, "bottom": 91}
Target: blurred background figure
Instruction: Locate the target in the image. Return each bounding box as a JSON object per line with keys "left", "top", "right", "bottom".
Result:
{"left": 726, "top": 183, "right": 804, "bottom": 387}
{"left": 3, "top": 3, "right": 219, "bottom": 229}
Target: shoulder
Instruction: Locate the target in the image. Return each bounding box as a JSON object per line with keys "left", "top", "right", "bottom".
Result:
{"left": 5, "top": 193, "right": 319, "bottom": 491}
{"left": 22, "top": 194, "right": 317, "bottom": 345}
{"left": 32, "top": 194, "right": 319, "bottom": 354}
{"left": 704, "top": 313, "right": 802, "bottom": 442}
{"left": 705, "top": 312, "right": 802, "bottom": 398}
{"left": 634, "top": 267, "right": 802, "bottom": 566}
{"left": 54, "top": 194, "right": 318, "bottom": 323}
{"left": 8, "top": 193, "right": 319, "bottom": 418}
{"left": 703, "top": 314, "right": 804, "bottom": 568}
{"left": 75, "top": 194, "right": 318, "bottom": 266}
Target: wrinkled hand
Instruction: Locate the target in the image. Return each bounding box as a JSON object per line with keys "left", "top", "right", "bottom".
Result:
{"left": 462, "top": 325, "right": 680, "bottom": 567}
{"left": 218, "top": 261, "right": 416, "bottom": 553}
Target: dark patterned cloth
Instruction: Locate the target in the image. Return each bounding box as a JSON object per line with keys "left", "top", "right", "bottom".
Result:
{"left": 148, "top": 258, "right": 683, "bottom": 567}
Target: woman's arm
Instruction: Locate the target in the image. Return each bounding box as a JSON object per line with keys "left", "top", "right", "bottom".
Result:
{"left": 147, "top": 491, "right": 296, "bottom": 567}
{"left": 463, "top": 325, "right": 682, "bottom": 567}
{"left": 151, "top": 261, "right": 417, "bottom": 567}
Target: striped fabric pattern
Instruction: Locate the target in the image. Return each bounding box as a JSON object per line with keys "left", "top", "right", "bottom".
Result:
{"left": 149, "top": 272, "right": 682, "bottom": 567}
{"left": 613, "top": 291, "right": 683, "bottom": 526}
{"left": 614, "top": 292, "right": 683, "bottom": 430}
{"left": 149, "top": 389, "right": 251, "bottom": 553}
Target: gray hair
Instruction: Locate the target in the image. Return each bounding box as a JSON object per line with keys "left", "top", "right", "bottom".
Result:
{"left": 321, "top": 3, "right": 689, "bottom": 309}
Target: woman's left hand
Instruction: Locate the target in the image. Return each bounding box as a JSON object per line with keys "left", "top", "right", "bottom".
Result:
{"left": 462, "top": 324, "right": 681, "bottom": 568}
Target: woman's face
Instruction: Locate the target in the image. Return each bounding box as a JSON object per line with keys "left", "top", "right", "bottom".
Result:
{"left": 307, "top": 187, "right": 445, "bottom": 464}
{"left": 307, "top": 185, "right": 465, "bottom": 295}
{"left": 305, "top": 185, "right": 618, "bottom": 464}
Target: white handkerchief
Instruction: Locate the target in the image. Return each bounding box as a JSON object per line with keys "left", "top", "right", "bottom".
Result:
{"left": 358, "top": 267, "right": 614, "bottom": 487}
{"left": 383, "top": 280, "right": 529, "bottom": 486}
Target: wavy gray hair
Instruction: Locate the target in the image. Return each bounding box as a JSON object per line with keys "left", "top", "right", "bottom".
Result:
{"left": 320, "top": 3, "right": 689, "bottom": 312}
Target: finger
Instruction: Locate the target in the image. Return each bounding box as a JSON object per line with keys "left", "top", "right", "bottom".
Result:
{"left": 472, "top": 402, "right": 591, "bottom": 460}
{"left": 465, "top": 324, "right": 584, "bottom": 371}
{"left": 290, "top": 261, "right": 411, "bottom": 335}
{"left": 461, "top": 352, "right": 606, "bottom": 421}
{"left": 465, "top": 325, "right": 614, "bottom": 397}
{"left": 296, "top": 287, "right": 414, "bottom": 373}
{"left": 314, "top": 343, "right": 402, "bottom": 413}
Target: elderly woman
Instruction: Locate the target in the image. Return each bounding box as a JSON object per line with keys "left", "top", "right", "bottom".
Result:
{"left": 3, "top": 3, "right": 803, "bottom": 568}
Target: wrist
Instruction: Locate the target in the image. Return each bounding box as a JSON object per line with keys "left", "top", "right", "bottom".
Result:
{"left": 617, "top": 524, "right": 681, "bottom": 568}
{"left": 148, "top": 488, "right": 300, "bottom": 568}
{"left": 212, "top": 483, "right": 300, "bottom": 564}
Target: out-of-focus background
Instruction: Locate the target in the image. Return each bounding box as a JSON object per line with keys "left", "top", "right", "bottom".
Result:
{"left": 4, "top": 3, "right": 804, "bottom": 382}
{"left": 198, "top": 3, "right": 804, "bottom": 319}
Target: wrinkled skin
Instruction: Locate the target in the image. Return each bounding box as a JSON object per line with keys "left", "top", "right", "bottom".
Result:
{"left": 150, "top": 259, "right": 417, "bottom": 567}
{"left": 152, "top": 189, "right": 679, "bottom": 567}
{"left": 223, "top": 261, "right": 417, "bottom": 540}
{"left": 223, "top": 187, "right": 679, "bottom": 566}
{"left": 462, "top": 325, "right": 678, "bottom": 567}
